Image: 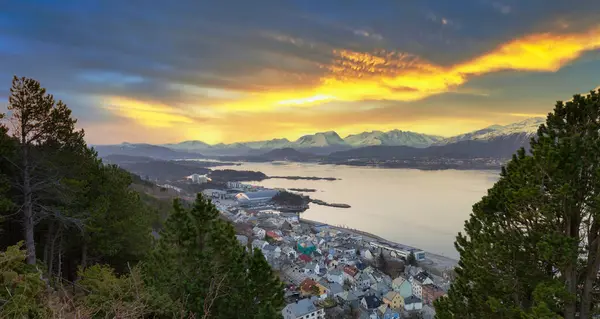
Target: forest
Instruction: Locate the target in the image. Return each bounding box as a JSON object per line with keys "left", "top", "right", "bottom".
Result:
{"left": 0, "top": 76, "right": 284, "bottom": 318}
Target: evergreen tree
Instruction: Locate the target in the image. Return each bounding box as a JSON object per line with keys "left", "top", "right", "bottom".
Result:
{"left": 435, "top": 88, "right": 600, "bottom": 319}
{"left": 6, "top": 76, "right": 84, "bottom": 264}
{"left": 144, "top": 194, "right": 284, "bottom": 318}
{"left": 407, "top": 252, "right": 417, "bottom": 267}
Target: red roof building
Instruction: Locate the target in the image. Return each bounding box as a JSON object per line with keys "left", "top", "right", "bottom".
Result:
{"left": 299, "top": 254, "right": 312, "bottom": 263}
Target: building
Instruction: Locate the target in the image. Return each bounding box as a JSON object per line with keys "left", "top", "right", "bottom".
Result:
{"left": 297, "top": 240, "right": 316, "bottom": 255}
{"left": 251, "top": 239, "right": 268, "bottom": 251}
{"left": 202, "top": 189, "right": 228, "bottom": 200}
{"left": 235, "top": 235, "right": 248, "bottom": 247}
{"left": 326, "top": 268, "right": 344, "bottom": 285}
{"left": 261, "top": 244, "right": 281, "bottom": 260}
{"left": 188, "top": 173, "right": 210, "bottom": 184}
{"left": 411, "top": 272, "right": 434, "bottom": 298}
{"left": 252, "top": 227, "right": 266, "bottom": 239}
{"left": 403, "top": 295, "right": 423, "bottom": 311}
{"left": 369, "top": 241, "right": 426, "bottom": 261}
{"left": 392, "top": 277, "right": 413, "bottom": 298}
{"left": 235, "top": 189, "right": 279, "bottom": 206}
{"left": 266, "top": 230, "right": 283, "bottom": 241}
{"left": 361, "top": 295, "right": 382, "bottom": 310}
{"left": 300, "top": 279, "right": 328, "bottom": 299}
{"left": 282, "top": 297, "right": 325, "bottom": 319}
{"left": 383, "top": 291, "right": 403, "bottom": 310}
{"left": 422, "top": 284, "right": 446, "bottom": 305}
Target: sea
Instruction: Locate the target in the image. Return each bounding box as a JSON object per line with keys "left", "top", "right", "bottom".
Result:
{"left": 215, "top": 162, "right": 499, "bottom": 259}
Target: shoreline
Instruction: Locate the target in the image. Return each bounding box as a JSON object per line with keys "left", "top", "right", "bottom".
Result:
{"left": 299, "top": 218, "right": 459, "bottom": 272}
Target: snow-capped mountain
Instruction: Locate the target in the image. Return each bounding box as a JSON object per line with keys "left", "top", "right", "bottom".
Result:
{"left": 293, "top": 131, "right": 348, "bottom": 148}
{"left": 344, "top": 130, "right": 443, "bottom": 148}
{"left": 244, "top": 138, "right": 292, "bottom": 149}
{"left": 437, "top": 117, "right": 545, "bottom": 145}
{"left": 163, "top": 140, "right": 211, "bottom": 152}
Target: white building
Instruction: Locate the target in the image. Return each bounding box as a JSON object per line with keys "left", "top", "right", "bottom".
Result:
{"left": 251, "top": 239, "right": 268, "bottom": 251}
{"left": 253, "top": 227, "right": 266, "bottom": 239}
{"left": 411, "top": 272, "right": 434, "bottom": 298}
{"left": 326, "top": 268, "right": 344, "bottom": 285}
{"left": 404, "top": 295, "right": 423, "bottom": 311}
{"left": 282, "top": 297, "right": 325, "bottom": 319}
{"left": 188, "top": 173, "right": 210, "bottom": 184}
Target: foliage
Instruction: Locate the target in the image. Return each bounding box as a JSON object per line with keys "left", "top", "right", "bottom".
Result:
{"left": 435, "top": 88, "right": 600, "bottom": 319}
{"left": 77, "top": 264, "right": 179, "bottom": 318}
{"left": 0, "top": 242, "right": 49, "bottom": 318}
{"left": 406, "top": 252, "right": 418, "bottom": 267}
{"left": 143, "top": 195, "right": 285, "bottom": 318}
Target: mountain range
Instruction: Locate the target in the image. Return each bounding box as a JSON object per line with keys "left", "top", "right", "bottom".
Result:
{"left": 93, "top": 117, "right": 545, "bottom": 160}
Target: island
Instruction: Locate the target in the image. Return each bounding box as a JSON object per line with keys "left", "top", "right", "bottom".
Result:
{"left": 288, "top": 188, "right": 317, "bottom": 192}
{"left": 269, "top": 175, "right": 338, "bottom": 181}
{"left": 309, "top": 199, "right": 351, "bottom": 208}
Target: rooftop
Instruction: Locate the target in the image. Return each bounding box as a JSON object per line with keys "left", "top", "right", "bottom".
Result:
{"left": 286, "top": 297, "right": 320, "bottom": 317}
{"left": 404, "top": 295, "right": 422, "bottom": 304}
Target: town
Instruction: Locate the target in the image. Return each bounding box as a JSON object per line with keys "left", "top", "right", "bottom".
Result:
{"left": 193, "top": 178, "right": 454, "bottom": 319}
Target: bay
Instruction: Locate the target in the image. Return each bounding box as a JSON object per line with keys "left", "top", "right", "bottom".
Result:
{"left": 216, "top": 162, "right": 499, "bottom": 259}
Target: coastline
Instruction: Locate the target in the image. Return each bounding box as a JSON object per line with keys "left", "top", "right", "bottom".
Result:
{"left": 299, "top": 218, "right": 459, "bottom": 272}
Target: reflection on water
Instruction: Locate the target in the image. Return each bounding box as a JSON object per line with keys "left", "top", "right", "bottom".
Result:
{"left": 217, "top": 162, "right": 499, "bottom": 259}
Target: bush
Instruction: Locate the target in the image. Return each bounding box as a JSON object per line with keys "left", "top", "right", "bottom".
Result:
{"left": 0, "top": 242, "right": 49, "bottom": 318}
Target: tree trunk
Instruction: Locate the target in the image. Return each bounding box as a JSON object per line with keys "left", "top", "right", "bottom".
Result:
{"left": 22, "top": 145, "right": 36, "bottom": 265}
{"left": 81, "top": 235, "right": 88, "bottom": 270}
{"left": 580, "top": 225, "right": 600, "bottom": 319}
{"left": 48, "top": 226, "right": 60, "bottom": 276}
{"left": 57, "top": 233, "right": 63, "bottom": 279}
{"left": 563, "top": 211, "right": 579, "bottom": 319}
{"left": 43, "top": 221, "right": 54, "bottom": 266}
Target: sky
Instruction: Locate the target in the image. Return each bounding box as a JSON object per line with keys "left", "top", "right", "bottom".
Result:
{"left": 1, "top": 0, "right": 600, "bottom": 145}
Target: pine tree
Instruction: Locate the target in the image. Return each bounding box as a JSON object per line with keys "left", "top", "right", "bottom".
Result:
{"left": 6, "top": 76, "right": 84, "bottom": 264}
{"left": 435, "top": 88, "right": 600, "bottom": 318}
{"left": 144, "top": 194, "right": 284, "bottom": 318}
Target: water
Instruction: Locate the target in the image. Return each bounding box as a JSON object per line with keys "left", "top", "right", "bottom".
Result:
{"left": 216, "top": 162, "right": 499, "bottom": 259}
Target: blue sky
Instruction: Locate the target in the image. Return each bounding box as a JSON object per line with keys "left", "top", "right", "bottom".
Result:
{"left": 1, "top": 0, "right": 599, "bottom": 144}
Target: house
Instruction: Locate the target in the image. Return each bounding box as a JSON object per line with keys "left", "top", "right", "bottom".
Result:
{"left": 262, "top": 244, "right": 281, "bottom": 260}
{"left": 338, "top": 290, "right": 359, "bottom": 307}
{"left": 282, "top": 297, "right": 325, "bottom": 319}
{"left": 382, "top": 291, "right": 403, "bottom": 310}
{"left": 253, "top": 227, "right": 266, "bottom": 239}
{"left": 403, "top": 295, "right": 423, "bottom": 311}
{"left": 391, "top": 276, "right": 412, "bottom": 298}
{"left": 377, "top": 304, "right": 401, "bottom": 319}
{"left": 325, "top": 282, "right": 345, "bottom": 298}
{"left": 326, "top": 268, "right": 344, "bottom": 285}
{"left": 251, "top": 239, "right": 268, "bottom": 251}
{"left": 361, "top": 295, "right": 382, "bottom": 310}
{"left": 266, "top": 230, "right": 283, "bottom": 241}
{"left": 282, "top": 246, "right": 297, "bottom": 259}
{"left": 411, "top": 272, "right": 434, "bottom": 298}
{"left": 422, "top": 284, "right": 446, "bottom": 305}
{"left": 303, "top": 262, "right": 320, "bottom": 275}
{"left": 370, "top": 281, "right": 391, "bottom": 297}
{"left": 358, "top": 272, "right": 372, "bottom": 290}
{"left": 335, "top": 244, "right": 357, "bottom": 256}
{"left": 300, "top": 278, "right": 328, "bottom": 299}
{"left": 298, "top": 254, "right": 312, "bottom": 263}
{"left": 343, "top": 265, "right": 360, "bottom": 282}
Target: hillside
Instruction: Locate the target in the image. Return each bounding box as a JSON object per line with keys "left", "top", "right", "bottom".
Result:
{"left": 329, "top": 133, "right": 532, "bottom": 160}
{"left": 344, "top": 130, "right": 443, "bottom": 147}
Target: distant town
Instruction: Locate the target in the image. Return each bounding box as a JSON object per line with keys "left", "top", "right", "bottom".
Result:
{"left": 155, "top": 172, "right": 457, "bottom": 319}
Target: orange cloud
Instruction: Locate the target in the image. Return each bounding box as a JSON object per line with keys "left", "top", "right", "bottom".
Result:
{"left": 99, "top": 25, "right": 600, "bottom": 143}
{"left": 212, "top": 25, "right": 600, "bottom": 112}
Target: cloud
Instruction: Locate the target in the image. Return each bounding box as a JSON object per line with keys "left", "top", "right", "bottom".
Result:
{"left": 189, "top": 24, "right": 600, "bottom": 114}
